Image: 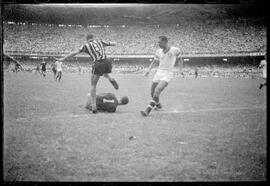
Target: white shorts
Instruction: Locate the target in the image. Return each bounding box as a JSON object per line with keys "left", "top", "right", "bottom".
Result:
{"left": 153, "top": 69, "right": 174, "bottom": 83}
{"left": 263, "top": 71, "right": 267, "bottom": 78}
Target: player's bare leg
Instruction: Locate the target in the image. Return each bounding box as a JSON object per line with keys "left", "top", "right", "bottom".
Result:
{"left": 151, "top": 82, "right": 158, "bottom": 98}
{"left": 103, "top": 73, "right": 119, "bottom": 90}
{"left": 85, "top": 93, "right": 92, "bottom": 110}
{"left": 55, "top": 72, "right": 59, "bottom": 81}
{"left": 141, "top": 80, "right": 168, "bottom": 116}
{"left": 259, "top": 78, "right": 267, "bottom": 89}
{"left": 58, "top": 71, "right": 62, "bottom": 82}
{"left": 53, "top": 69, "right": 57, "bottom": 79}
{"left": 151, "top": 82, "right": 162, "bottom": 109}
{"left": 90, "top": 74, "right": 100, "bottom": 113}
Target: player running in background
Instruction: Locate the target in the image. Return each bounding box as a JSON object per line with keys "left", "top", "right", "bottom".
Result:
{"left": 258, "top": 53, "right": 267, "bottom": 89}
{"left": 141, "top": 36, "right": 183, "bottom": 117}
{"left": 14, "top": 63, "right": 22, "bottom": 73}
{"left": 40, "top": 58, "right": 47, "bottom": 77}
{"left": 55, "top": 61, "right": 63, "bottom": 82}
{"left": 55, "top": 34, "right": 119, "bottom": 114}
{"left": 35, "top": 63, "right": 41, "bottom": 75}
{"left": 51, "top": 62, "right": 57, "bottom": 78}
{"left": 195, "top": 66, "right": 198, "bottom": 78}
{"left": 85, "top": 93, "right": 129, "bottom": 113}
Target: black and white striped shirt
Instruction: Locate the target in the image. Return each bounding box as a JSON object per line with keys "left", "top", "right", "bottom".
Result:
{"left": 79, "top": 40, "right": 111, "bottom": 62}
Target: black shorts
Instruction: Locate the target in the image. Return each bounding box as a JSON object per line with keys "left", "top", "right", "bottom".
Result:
{"left": 42, "top": 67, "right": 46, "bottom": 72}
{"left": 92, "top": 58, "right": 112, "bottom": 76}
{"left": 57, "top": 70, "right": 62, "bottom": 76}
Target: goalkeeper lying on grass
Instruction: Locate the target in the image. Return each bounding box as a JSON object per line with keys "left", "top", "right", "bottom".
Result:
{"left": 85, "top": 93, "right": 129, "bottom": 113}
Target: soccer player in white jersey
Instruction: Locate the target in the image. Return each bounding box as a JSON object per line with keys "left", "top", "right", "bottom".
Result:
{"left": 258, "top": 53, "right": 267, "bottom": 89}
{"left": 140, "top": 36, "right": 183, "bottom": 117}
{"left": 55, "top": 61, "right": 63, "bottom": 82}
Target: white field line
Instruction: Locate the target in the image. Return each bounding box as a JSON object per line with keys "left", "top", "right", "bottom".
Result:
{"left": 163, "top": 106, "right": 266, "bottom": 114}
{"left": 14, "top": 113, "right": 90, "bottom": 122}
{"left": 12, "top": 106, "right": 266, "bottom": 122}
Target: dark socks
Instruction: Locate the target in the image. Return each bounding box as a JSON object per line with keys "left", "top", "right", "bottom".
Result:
{"left": 259, "top": 83, "right": 267, "bottom": 89}
{"left": 145, "top": 96, "right": 159, "bottom": 114}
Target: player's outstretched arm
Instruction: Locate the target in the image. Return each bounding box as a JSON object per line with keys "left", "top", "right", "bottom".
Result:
{"left": 5, "top": 54, "right": 22, "bottom": 66}
{"left": 145, "top": 59, "right": 158, "bottom": 77}
{"left": 5, "top": 54, "right": 25, "bottom": 70}
{"left": 108, "top": 41, "right": 116, "bottom": 46}
{"left": 177, "top": 56, "right": 184, "bottom": 73}
{"left": 54, "top": 49, "right": 81, "bottom": 62}
{"left": 174, "top": 48, "right": 183, "bottom": 74}
{"left": 101, "top": 41, "right": 116, "bottom": 47}
{"left": 258, "top": 61, "right": 264, "bottom": 69}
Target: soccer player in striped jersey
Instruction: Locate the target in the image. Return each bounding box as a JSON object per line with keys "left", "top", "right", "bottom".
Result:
{"left": 55, "top": 34, "right": 118, "bottom": 113}
{"left": 141, "top": 36, "right": 183, "bottom": 117}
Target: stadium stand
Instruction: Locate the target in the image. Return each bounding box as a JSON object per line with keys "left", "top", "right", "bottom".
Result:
{"left": 3, "top": 18, "right": 266, "bottom": 55}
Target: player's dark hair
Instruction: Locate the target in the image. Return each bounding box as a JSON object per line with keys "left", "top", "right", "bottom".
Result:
{"left": 86, "top": 34, "right": 94, "bottom": 41}
{"left": 121, "top": 96, "right": 129, "bottom": 105}
{"left": 159, "top": 36, "right": 168, "bottom": 42}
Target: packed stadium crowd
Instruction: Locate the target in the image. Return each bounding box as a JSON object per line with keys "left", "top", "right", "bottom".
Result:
{"left": 3, "top": 19, "right": 266, "bottom": 55}
{"left": 4, "top": 18, "right": 266, "bottom": 79}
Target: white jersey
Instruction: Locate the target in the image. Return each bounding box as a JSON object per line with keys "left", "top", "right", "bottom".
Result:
{"left": 55, "top": 61, "right": 63, "bottom": 71}
{"left": 154, "top": 46, "right": 180, "bottom": 72}
{"left": 260, "top": 60, "right": 267, "bottom": 78}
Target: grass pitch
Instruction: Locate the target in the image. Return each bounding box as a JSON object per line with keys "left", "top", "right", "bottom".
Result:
{"left": 3, "top": 72, "right": 266, "bottom": 181}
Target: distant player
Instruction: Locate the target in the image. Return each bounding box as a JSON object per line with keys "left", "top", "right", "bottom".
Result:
{"left": 85, "top": 93, "right": 129, "bottom": 113}
{"left": 51, "top": 62, "right": 57, "bottom": 78}
{"left": 35, "top": 64, "right": 41, "bottom": 75}
{"left": 14, "top": 63, "right": 22, "bottom": 73}
{"left": 195, "top": 67, "right": 198, "bottom": 78}
{"left": 40, "top": 59, "right": 47, "bottom": 77}
{"left": 141, "top": 36, "right": 183, "bottom": 117}
{"left": 258, "top": 53, "right": 267, "bottom": 89}
{"left": 55, "top": 34, "right": 119, "bottom": 114}
{"left": 55, "top": 61, "right": 63, "bottom": 82}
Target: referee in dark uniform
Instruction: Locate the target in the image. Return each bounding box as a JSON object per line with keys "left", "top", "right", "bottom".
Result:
{"left": 55, "top": 34, "right": 119, "bottom": 113}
